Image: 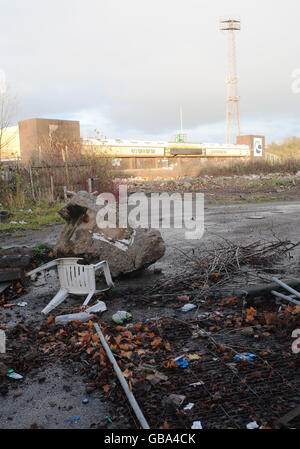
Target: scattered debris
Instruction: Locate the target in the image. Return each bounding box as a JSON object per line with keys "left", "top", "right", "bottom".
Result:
{"left": 7, "top": 369, "right": 23, "bottom": 380}
{"left": 162, "top": 394, "right": 186, "bottom": 408}
{"left": 189, "top": 381, "right": 205, "bottom": 388}
{"left": 82, "top": 398, "right": 89, "bottom": 404}
{"left": 246, "top": 421, "right": 260, "bottom": 429}
{"left": 181, "top": 304, "right": 197, "bottom": 312}
{"left": 146, "top": 371, "right": 168, "bottom": 386}
{"left": 27, "top": 257, "right": 114, "bottom": 314}
{"left": 13, "top": 391, "right": 23, "bottom": 398}
{"left": 55, "top": 312, "right": 94, "bottom": 325}
{"left": 94, "top": 323, "right": 150, "bottom": 429}
{"left": 240, "top": 327, "right": 254, "bottom": 337}
{"left": 191, "top": 421, "right": 203, "bottom": 429}
{"left": 64, "top": 417, "right": 81, "bottom": 422}
{"left": 0, "top": 330, "right": 5, "bottom": 354}
{"left": 17, "top": 302, "right": 27, "bottom": 307}
{"left": 86, "top": 301, "right": 107, "bottom": 313}
{"left": 112, "top": 311, "right": 132, "bottom": 325}
{"left": 246, "top": 216, "right": 265, "bottom": 220}
{"left": 174, "top": 355, "right": 189, "bottom": 368}
{"left": 184, "top": 403, "right": 195, "bottom": 411}
{"left": 0, "top": 211, "right": 10, "bottom": 222}
{"left": 235, "top": 353, "right": 257, "bottom": 362}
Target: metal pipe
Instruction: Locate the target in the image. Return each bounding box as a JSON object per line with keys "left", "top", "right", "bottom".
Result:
{"left": 93, "top": 323, "right": 150, "bottom": 429}
{"left": 271, "top": 290, "right": 300, "bottom": 307}
{"left": 272, "top": 277, "right": 300, "bottom": 300}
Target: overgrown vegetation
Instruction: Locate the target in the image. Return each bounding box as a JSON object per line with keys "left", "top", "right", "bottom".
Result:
{"left": 267, "top": 137, "right": 300, "bottom": 159}
{"left": 0, "top": 200, "right": 64, "bottom": 233}
{"left": 195, "top": 157, "right": 300, "bottom": 177}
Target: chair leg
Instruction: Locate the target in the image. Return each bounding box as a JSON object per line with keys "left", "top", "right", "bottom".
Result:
{"left": 41, "top": 289, "right": 68, "bottom": 315}
{"left": 82, "top": 291, "right": 95, "bottom": 307}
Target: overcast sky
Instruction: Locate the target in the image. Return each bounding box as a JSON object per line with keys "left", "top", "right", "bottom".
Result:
{"left": 0, "top": 0, "right": 299, "bottom": 143}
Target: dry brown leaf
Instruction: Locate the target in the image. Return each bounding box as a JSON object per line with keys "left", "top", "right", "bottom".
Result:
{"left": 165, "top": 342, "right": 171, "bottom": 351}
{"left": 45, "top": 315, "right": 55, "bottom": 325}
{"left": 123, "top": 369, "right": 133, "bottom": 378}
{"left": 151, "top": 337, "right": 162, "bottom": 347}
{"left": 103, "top": 385, "right": 110, "bottom": 392}
{"left": 245, "top": 307, "right": 257, "bottom": 323}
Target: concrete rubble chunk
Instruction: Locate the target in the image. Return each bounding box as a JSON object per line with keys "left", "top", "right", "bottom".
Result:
{"left": 55, "top": 191, "right": 166, "bottom": 278}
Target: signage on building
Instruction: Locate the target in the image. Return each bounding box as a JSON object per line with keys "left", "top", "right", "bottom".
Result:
{"left": 253, "top": 137, "right": 263, "bottom": 157}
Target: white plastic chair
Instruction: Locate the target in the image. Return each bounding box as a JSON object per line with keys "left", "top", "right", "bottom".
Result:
{"left": 27, "top": 257, "right": 114, "bottom": 314}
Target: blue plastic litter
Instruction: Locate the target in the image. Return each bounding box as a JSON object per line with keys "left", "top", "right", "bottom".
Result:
{"left": 64, "top": 416, "right": 81, "bottom": 422}
{"left": 82, "top": 398, "right": 89, "bottom": 404}
{"left": 174, "top": 355, "right": 189, "bottom": 368}
{"left": 235, "top": 352, "right": 257, "bottom": 362}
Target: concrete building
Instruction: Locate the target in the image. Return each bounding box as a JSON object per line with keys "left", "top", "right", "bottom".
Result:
{"left": 236, "top": 135, "right": 265, "bottom": 158}
{"left": 18, "top": 118, "right": 81, "bottom": 164}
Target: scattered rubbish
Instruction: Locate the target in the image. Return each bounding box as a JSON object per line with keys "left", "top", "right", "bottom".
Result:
{"left": 246, "top": 421, "right": 260, "bottom": 429}
{"left": 146, "top": 371, "right": 168, "bottom": 386}
{"left": 94, "top": 323, "right": 150, "bottom": 429}
{"left": 184, "top": 403, "right": 195, "bottom": 411}
{"left": 0, "top": 330, "right": 5, "bottom": 354}
{"left": 3, "top": 303, "right": 15, "bottom": 308}
{"left": 189, "top": 381, "right": 204, "bottom": 388}
{"left": 13, "top": 391, "right": 22, "bottom": 398}
{"left": 27, "top": 258, "right": 114, "bottom": 314}
{"left": 271, "top": 277, "right": 300, "bottom": 307}
{"left": 198, "top": 312, "right": 210, "bottom": 319}
{"left": 246, "top": 216, "right": 265, "bottom": 220}
{"left": 82, "top": 398, "right": 89, "bottom": 404}
{"left": 187, "top": 353, "right": 201, "bottom": 361}
{"left": 181, "top": 303, "right": 197, "bottom": 312}
{"left": 233, "top": 279, "right": 300, "bottom": 301}
{"left": 235, "top": 352, "right": 257, "bottom": 362}
{"left": 192, "top": 329, "right": 211, "bottom": 339}
{"left": 125, "top": 323, "right": 134, "bottom": 328}
{"left": 64, "top": 417, "right": 81, "bottom": 422}
{"left": 191, "top": 421, "right": 203, "bottom": 429}
{"left": 178, "top": 295, "right": 190, "bottom": 302}
{"left": 86, "top": 301, "right": 107, "bottom": 313}
{"left": 17, "top": 302, "right": 28, "bottom": 307}
{"left": 0, "top": 211, "right": 10, "bottom": 222}
{"left": 7, "top": 369, "right": 23, "bottom": 380}
{"left": 240, "top": 327, "right": 254, "bottom": 337}
{"left": 10, "top": 221, "right": 18, "bottom": 225}
{"left": 163, "top": 394, "right": 186, "bottom": 408}
{"left": 55, "top": 312, "right": 94, "bottom": 325}
{"left": 112, "top": 311, "right": 132, "bottom": 325}
{"left": 174, "top": 355, "right": 189, "bottom": 368}
{"left": 18, "top": 221, "right": 27, "bottom": 225}
{"left": 105, "top": 416, "right": 112, "bottom": 424}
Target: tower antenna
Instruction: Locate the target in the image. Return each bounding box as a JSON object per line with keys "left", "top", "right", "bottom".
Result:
{"left": 220, "top": 17, "right": 241, "bottom": 144}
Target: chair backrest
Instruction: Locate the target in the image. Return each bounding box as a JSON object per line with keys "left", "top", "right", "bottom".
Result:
{"left": 56, "top": 259, "right": 96, "bottom": 294}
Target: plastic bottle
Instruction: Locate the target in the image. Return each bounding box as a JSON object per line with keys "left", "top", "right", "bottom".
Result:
{"left": 55, "top": 312, "right": 94, "bottom": 324}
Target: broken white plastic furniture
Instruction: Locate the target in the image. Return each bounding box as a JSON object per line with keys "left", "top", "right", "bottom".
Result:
{"left": 26, "top": 258, "right": 114, "bottom": 314}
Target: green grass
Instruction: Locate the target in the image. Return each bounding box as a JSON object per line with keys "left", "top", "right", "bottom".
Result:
{"left": 248, "top": 179, "right": 294, "bottom": 189}
{"left": 0, "top": 200, "right": 64, "bottom": 233}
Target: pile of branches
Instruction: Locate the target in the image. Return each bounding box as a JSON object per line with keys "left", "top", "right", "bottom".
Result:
{"left": 173, "top": 238, "right": 300, "bottom": 297}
